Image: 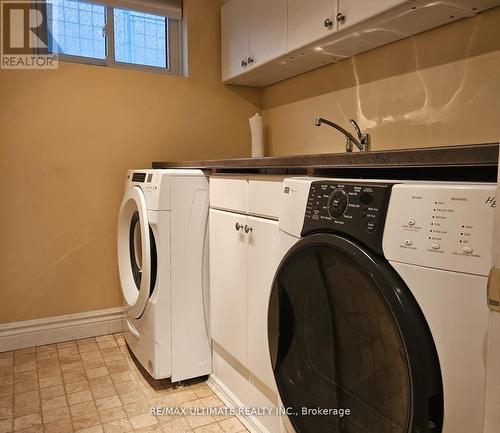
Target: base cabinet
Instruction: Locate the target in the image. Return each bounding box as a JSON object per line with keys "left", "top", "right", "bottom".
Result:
{"left": 209, "top": 209, "right": 248, "bottom": 367}
{"left": 247, "top": 216, "right": 279, "bottom": 392}
{"left": 210, "top": 209, "right": 279, "bottom": 386}
{"left": 209, "top": 176, "right": 283, "bottom": 433}
{"left": 209, "top": 213, "right": 281, "bottom": 433}
{"left": 213, "top": 350, "right": 282, "bottom": 433}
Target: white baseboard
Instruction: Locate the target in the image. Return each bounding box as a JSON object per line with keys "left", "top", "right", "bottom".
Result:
{"left": 207, "top": 374, "right": 270, "bottom": 433}
{"left": 0, "top": 307, "right": 125, "bottom": 352}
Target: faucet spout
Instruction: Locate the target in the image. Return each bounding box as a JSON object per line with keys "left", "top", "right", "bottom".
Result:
{"left": 314, "top": 116, "right": 370, "bottom": 152}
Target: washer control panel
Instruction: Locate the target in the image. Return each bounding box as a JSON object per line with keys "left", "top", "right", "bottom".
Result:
{"left": 129, "top": 171, "right": 159, "bottom": 193}
{"left": 302, "top": 181, "right": 393, "bottom": 254}
{"left": 126, "top": 170, "right": 169, "bottom": 210}
{"left": 383, "top": 184, "right": 496, "bottom": 276}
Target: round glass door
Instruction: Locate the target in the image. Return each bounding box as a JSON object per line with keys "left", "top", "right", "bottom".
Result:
{"left": 268, "top": 233, "right": 443, "bottom": 433}
{"left": 128, "top": 211, "right": 157, "bottom": 294}
{"left": 118, "top": 186, "right": 157, "bottom": 318}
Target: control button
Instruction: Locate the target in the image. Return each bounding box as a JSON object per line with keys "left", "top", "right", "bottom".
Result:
{"left": 408, "top": 219, "right": 416, "bottom": 226}
{"left": 328, "top": 189, "right": 349, "bottom": 219}
{"left": 404, "top": 240, "right": 412, "bottom": 246}
{"left": 367, "top": 222, "right": 375, "bottom": 232}
{"left": 361, "top": 211, "right": 367, "bottom": 218}
{"left": 359, "top": 192, "right": 373, "bottom": 205}
{"left": 463, "top": 246, "right": 473, "bottom": 254}
{"left": 431, "top": 243, "right": 440, "bottom": 250}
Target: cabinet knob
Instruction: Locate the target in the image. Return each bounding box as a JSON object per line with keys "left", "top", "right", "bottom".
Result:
{"left": 235, "top": 222, "right": 243, "bottom": 231}
{"left": 324, "top": 18, "right": 333, "bottom": 28}
{"left": 336, "top": 13, "right": 345, "bottom": 24}
{"left": 247, "top": 56, "right": 254, "bottom": 64}
{"left": 241, "top": 59, "right": 247, "bottom": 67}
{"left": 244, "top": 225, "right": 253, "bottom": 234}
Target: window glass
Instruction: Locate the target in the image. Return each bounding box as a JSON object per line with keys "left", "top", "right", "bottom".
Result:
{"left": 48, "top": 0, "right": 106, "bottom": 59}
{"left": 113, "top": 8, "right": 167, "bottom": 68}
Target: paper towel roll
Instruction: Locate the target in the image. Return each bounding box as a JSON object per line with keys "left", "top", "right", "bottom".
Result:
{"left": 249, "top": 113, "right": 264, "bottom": 158}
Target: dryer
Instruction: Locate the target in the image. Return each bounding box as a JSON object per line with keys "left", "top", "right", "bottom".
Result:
{"left": 117, "top": 169, "right": 211, "bottom": 381}
{"left": 269, "top": 177, "right": 496, "bottom": 433}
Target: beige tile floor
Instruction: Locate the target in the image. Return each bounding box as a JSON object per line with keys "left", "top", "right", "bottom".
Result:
{"left": 0, "top": 333, "right": 249, "bottom": 433}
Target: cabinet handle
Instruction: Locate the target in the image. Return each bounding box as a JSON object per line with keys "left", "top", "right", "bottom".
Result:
{"left": 324, "top": 18, "right": 333, "bottom": 28}
{"left": 235, "top": 222, "right": 243, "bottom": 231}
{"left": 336, "top": 13, "right": 345, "bottom": 24}
{"left": 247, "top": 56, "right": 254, "bottom": 64}
{"left": 244, "top": 225, "right": 253, "bottom": 234}
{"left": 241, "top": 59, "right": 248, "bottom": 67}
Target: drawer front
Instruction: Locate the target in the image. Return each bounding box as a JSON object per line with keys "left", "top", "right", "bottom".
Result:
{"left": 210, "top": 176, "right": 248, "bottom": 213}
{"left": 248, "top": 177, "right": 285, "bottom": 219}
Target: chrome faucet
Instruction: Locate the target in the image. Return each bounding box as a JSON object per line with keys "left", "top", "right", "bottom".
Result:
{"left": 314, "top": 117, "right": 370, "bottom": 152}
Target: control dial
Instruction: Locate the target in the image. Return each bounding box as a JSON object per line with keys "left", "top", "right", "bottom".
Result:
{"left": 359, "top": 192, "right": 373, "bottom": 205}
{"left": 328, "top": 188, "right": 348, "bottom": 219}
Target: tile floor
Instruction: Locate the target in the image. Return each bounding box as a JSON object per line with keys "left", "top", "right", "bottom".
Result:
{"left": 0, "top": 333, "right": 249, "bottom": 433}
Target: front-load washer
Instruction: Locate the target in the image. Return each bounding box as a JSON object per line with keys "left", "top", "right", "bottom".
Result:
{"left": 268, "top": 177, "right": 496, "bottom": 433}
{"left": 118, "top": 169, "right": 211, "bottom": 381}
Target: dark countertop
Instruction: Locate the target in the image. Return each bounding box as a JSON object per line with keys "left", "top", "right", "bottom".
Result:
{"left": 152, "top": 143, "right": 499, "bottom": 181}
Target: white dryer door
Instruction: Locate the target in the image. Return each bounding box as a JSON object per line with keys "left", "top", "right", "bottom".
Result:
{"left": 118, "top": 186, "right": 152, "bottom": 319}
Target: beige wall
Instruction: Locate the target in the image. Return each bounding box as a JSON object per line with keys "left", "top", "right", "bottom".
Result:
{"left": 0, "top": 0, "right": 260, "bottom": 323}
{"left": 262, "top": 7, "right": 500, "bottom": 155}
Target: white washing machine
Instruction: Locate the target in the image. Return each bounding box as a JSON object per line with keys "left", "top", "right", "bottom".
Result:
{"left": 117, "top": 169, "right": 211, "bottom": 381}
{"left": 268, "top": 177, "right": 496, "bottom": 433}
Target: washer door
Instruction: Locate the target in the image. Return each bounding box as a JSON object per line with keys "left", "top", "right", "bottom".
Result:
{"left": 268, "top": 233, "right": 443, "bottom": 433}
{"left": 118, "top": 186, "right": 156, "bottom": 319}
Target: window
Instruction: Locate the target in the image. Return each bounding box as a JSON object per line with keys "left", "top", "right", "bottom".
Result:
{"left": 113, "top": 9, "right": 167, "bottom": 68}
{"left": 48, "top": 0, "right": 106, "bottom": 60}
{"left": 47, "top": 0, "right": 181, "bottom": 74}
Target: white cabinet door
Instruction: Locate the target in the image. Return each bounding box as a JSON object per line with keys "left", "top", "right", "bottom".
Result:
{"left": 247, "top": 216, "right": 279, "bottom": 391}
{"left": 221, "top": 0, "right": 250, "bottom": 81}
{"left": 287, "top": 0, "right": 336, "bottom": 52}
{"left": 209, "top": 209, "right": 248, "bottom": 366}
{"left": 249, "top": 0, "right": 287, "bottom": 67}
{"left": 337, "top": 0, "right": 405, "bottom": 30}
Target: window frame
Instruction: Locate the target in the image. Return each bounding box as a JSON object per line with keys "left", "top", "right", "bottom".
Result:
{"left": 49, "top": 0, "right": 182, "bottom": 75}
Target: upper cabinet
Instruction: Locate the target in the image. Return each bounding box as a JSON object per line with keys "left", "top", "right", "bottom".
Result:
{"left": 221, "top": 0, "right": 286, "bottom": 82}
{"left": 221, "top": 0, "right": 249, "bottom": 80}
{"left": 287, "top": 0, "right": 336, "bottom": 52}
{"left": 250, "top": 0, "right": 287, "bottom": 67}
{"left": 221, "top": 0, "right": 500, "bottom": 87}
{"left": 336, "top": 0, "right": 405, "bottom": 30}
